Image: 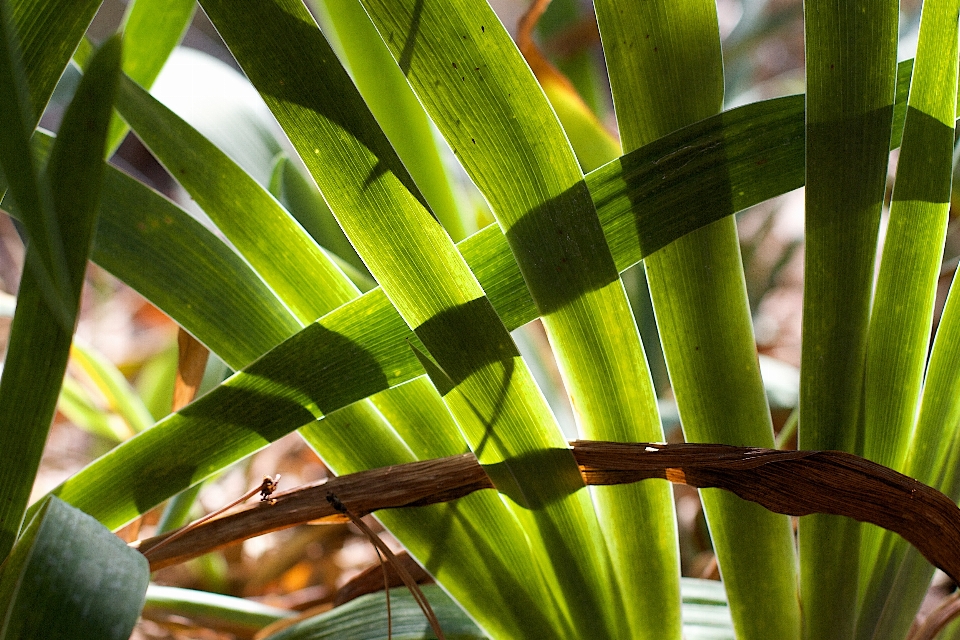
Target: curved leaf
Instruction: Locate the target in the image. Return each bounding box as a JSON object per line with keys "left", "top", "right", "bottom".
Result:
{"left": 0, "top": 497, "right": 148, "bottom": 640}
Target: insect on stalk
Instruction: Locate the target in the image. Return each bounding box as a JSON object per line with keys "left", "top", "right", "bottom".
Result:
{"left": 140, "top": 474, "right": 280, "bottom": 560}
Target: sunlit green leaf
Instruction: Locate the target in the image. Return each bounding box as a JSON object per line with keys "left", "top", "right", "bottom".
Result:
{"left": 595, "top": 2, "right": 800, "bottom": 638}
{"left": 799, "top": 1, "right": 899, "bottom": 636}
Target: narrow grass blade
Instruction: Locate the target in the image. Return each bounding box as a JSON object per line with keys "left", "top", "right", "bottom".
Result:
{"left": 594, "top": 2, "right": 800, "bottom": 638}
{"left": 0, "top": 497, "right": 148, "bottom": 640}
{"left": 104, "top": 0, "right": 196, "bottom": 154}
{"left": 800, "top": 0, "right": 899, "bottom": 637}
{"left": 856, "top": 1, "right": 960, "bottom": 636}
{"left": 356, "top": 1, "right": 681, "bottom": 634}
{"left": 0, "top": 37, "right": 120, "bottom": 560}
{"left": 312, "top": 0, "right": 468, "bottom": 240}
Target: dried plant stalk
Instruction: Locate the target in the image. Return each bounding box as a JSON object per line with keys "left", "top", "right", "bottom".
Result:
{"left": 134, "top": 442, "right": 960, "bottom": 587}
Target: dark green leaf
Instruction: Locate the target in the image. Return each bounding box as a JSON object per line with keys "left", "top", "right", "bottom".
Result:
{"left": 0, "top": 497, "right": 148, "bottom": 640}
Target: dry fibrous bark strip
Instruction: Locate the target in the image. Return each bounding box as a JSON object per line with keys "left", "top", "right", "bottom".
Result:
{"left": 575, "top": 441, "right": 960, "bottom": 584}
{"left": 137, "top": 442, "right": 960, "bottom": 583}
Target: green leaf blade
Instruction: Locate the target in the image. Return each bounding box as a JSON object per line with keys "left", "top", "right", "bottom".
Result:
{"left": 595, "top": 2, "right": 801, "bottom": 638}
{"left": 800, "top": 0, "right": 899, "bottom": 636}
{"left": 0, "top": 35, "right": 120, "bottom": 560}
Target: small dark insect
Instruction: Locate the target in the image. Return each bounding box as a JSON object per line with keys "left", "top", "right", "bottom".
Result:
{"left": 481, "top": 25, "right": 485, "bottom": 32}
{"left": 452, "top": 62, "right": 457, "bottom": 69}
{"left": 260, "top": 475, "right": 280, "bottom": 501}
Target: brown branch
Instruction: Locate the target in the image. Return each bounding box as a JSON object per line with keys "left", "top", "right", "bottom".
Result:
{"left": 134, "top": 442, "right": 960, "bottom": 586}
{"left": 134, "top": 454, "right": 493, "bottom": 570}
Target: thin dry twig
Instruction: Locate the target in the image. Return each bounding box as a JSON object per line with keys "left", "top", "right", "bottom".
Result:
{"left": 328, "top": 493, "right": 445, "bottom": 640}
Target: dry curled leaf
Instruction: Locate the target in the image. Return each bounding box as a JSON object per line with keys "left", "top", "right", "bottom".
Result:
{"left": 172, "top": 327, "right": 209, "bottom": 411}
{"left": 135, "top": 442, "right": 960, "bottom": 586}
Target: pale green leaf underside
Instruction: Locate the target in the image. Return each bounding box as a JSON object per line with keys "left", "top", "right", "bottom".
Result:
{"left": 0, "top": 497, "right": 148, "bottom": 640}
{"left": 260, "top": 579, "right": 733, "bottom": 640}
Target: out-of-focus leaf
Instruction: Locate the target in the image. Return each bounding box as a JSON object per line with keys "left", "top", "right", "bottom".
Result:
{"left": 142, "top": 584, "right": 293, "bottom": 633}
{"left": 0, "top": 497, "right": 148, "bottom": 640}
{"left": 58, "top": 375, "right": 132, "bottom": 442}
{"left": 105, "top": 0, "right": 196, "bottom": 153}
{"left": 70, "top": 340, "right": 155, "bottom": 434}
{"left": 150, "top": 47, "right": 286, "bottom": 187}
